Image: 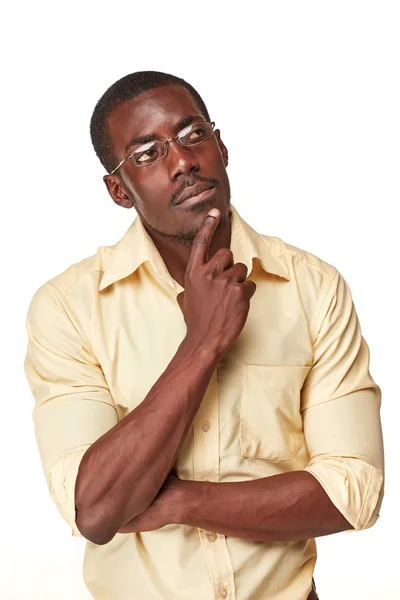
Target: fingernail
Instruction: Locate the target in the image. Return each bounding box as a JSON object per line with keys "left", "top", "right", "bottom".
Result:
{"left": 208, "top": 208, "right": 219, "bottom": 218}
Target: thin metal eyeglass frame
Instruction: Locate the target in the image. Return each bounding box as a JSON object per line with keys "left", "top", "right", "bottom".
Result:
{"left": 109, "top": 121, "right": 216, "bottom": 174}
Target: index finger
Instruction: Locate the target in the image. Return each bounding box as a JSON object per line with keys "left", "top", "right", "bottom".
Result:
{"left": 186, "top": 208, "right": 220, "bottom": 269}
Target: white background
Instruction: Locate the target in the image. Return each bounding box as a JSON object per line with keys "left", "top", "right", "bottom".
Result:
{"left": 2, "top": 1, "right": 399, "bottom": 599}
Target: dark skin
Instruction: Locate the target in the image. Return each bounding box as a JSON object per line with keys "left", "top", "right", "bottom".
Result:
{"left": 104, "top": 84, "right": 232, "bottom": 288}
{"left": 75, "top": 84, "right": 352, "bottom": 551}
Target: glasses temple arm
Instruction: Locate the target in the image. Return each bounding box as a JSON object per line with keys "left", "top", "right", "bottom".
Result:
{"left": 110, "top": 155, "right": 130, "bottom": 175}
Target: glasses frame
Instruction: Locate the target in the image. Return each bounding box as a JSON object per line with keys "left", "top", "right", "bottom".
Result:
{"left": 110, "top": 121, "right": 216, "bottom": 174}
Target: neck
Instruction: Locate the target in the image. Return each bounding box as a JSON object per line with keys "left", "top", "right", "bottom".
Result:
{"left": 145, "top": 208, "right": 232, "bottom": 288}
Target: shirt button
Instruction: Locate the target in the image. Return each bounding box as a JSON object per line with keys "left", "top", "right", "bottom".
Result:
{"left": 220, "top": 588, "right": 228, "bottom": 598}
{"left": 207, "top": 531, "right": 217, "bottom": 542}
{"left": 202, "top": 421, "right": 211, "bottom": 432}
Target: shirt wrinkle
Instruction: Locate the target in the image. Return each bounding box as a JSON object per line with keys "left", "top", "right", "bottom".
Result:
{"left": 23, "top": 202, "right": 384, "bottom": 600}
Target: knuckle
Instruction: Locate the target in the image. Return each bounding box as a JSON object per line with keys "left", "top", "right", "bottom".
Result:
{"left": 234, "top": 262, "right": 248, "bottom": 275}
{"left": 192, "top": 235, "right": 207, "bottom": 246}
{"left": 246, "top": 280, "right": 257, "bottom": 294}
{"left": 211, "top": 248, "right": 233, "bottom": 270}
{"left": 236, "top": 261, "right": 247, "bottom": 271}
{"left": 232, "top": 283, "right": 243, "bottom": 296}
{"left": 228, "top": 262, "right": 248, "bottom": 281}
{"left": 215, "top": 247, "right": 233, "bottom": 260}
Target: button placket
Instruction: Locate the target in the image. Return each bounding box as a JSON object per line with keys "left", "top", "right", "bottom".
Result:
{"left": 193, "top": 370, "right": 235, "bottom": 598}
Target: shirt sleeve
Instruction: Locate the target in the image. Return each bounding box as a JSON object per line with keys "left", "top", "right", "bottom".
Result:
{"left": 23, "top": 281, "right": 118, "bottom": 538}
{"left": 301, "top": 270, "right": 384, "bottom": 531}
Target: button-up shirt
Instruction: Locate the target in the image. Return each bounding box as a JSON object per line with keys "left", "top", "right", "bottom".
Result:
{"left": 23, "top": 203, "right": 384, "bottom": 600}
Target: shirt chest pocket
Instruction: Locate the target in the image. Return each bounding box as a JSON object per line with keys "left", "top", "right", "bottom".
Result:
{"left": 240, "top": 365, "right": 311, "bottom": 461}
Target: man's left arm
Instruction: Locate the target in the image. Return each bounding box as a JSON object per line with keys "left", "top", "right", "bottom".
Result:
{"left": 172, "top": 469, "right": 352, "bottom": 541}
{"left": 120, "top": 270, "right": 384, "bottom": 541}
{"left": 173, "top": 270, "right": 384, "bottom": 541}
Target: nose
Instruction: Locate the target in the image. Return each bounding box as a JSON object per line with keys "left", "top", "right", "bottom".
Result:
{"left": 167, "top": 139, "right": 200, "bottom": 181}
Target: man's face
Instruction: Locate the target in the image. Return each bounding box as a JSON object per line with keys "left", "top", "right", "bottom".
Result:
{"left": 104, "top": 84, "right": 231, "bottom": 241}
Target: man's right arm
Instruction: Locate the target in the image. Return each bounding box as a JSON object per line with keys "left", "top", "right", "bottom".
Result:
{"left": 74, "top": 336, "right": 219, "bottom": 545}
{"left": 76, "top": 208, "right": 256, "bottom": 544}
{"left": 24, "top": 276, "right": 219, "bottom": 546}
{"left": 25, "top": 208, "right": 255, "bottom": 546}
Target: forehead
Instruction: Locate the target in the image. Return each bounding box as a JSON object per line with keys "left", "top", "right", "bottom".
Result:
{"left": 107, "top": 85, "right": 206, "bottom": 153}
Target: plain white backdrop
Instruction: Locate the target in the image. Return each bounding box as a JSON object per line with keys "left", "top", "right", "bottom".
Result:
{"left": 2, "top": 1, "right": 399, "bottom": 598}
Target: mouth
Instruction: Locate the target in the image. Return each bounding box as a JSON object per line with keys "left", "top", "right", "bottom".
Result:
{"left": 175, "top": 183, "right": 214, "bottom": 204}
{"left": 175, "top": 185, "right": 216, "bottom": 207}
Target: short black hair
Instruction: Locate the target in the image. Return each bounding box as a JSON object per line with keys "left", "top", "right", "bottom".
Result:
{"left": 90, "top": 71, "right": 211, "bottom": 174}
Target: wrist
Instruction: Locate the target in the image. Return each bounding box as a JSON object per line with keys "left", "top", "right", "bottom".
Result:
{"left": 173, "top": 479, "right": 208, "bottom": 526}
{"left": 179, "top": 335, "right": 222, "bottom": 365}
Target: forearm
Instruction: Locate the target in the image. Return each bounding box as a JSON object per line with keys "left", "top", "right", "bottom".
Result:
{"left": 176, "top": 470, "right": 353, "bottom": 541}
{"left": 75, "top": 337, "right": 219, "bottom": 545}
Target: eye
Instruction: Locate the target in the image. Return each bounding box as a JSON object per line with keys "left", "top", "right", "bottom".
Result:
{"left": 136, "top": 148, "right": 158, "bottom": 163}
{"left": 186, "top": 125, "right": 206, "bottom": 141}
{"left": 134, "top": 141, "right": 159, "bottom": 164}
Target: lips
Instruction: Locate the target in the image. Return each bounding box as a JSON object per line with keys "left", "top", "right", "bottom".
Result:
{"left": 175, "top": 183, "right": 215, "bottom": 205}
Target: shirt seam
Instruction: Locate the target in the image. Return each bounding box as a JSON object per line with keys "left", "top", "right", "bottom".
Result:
{"left": 272, "top": 247, "right": 335, "bottom": 280}
{"left": 47, "top": 273, "right": 117, "bottom": 415}
{"left": 310, "top": 269, "right": 339, "bottom": 345}
{"left": 47, "top": 279, "right": 97, "bottom": 359}
{"left": 48, "top": 266, "right": 104, "bottom": 298}
{"left": 355, "top": 461, "right": 374, "bottom": 529}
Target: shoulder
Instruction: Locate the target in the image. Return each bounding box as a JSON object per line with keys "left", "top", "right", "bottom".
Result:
{"left": 261, "top": 232, "right": 339, "bottom": 293}
{"left": 51, "top": 244, "right": 116, "bottom": 297}
{"left": 25, "top": 243, "right": 116, "bottom": 337}
{"left": 32, "top": 243, "right": 116, "bottom": 300}
{"left": 255, "top": 232, "right": 347, "bottom": 340}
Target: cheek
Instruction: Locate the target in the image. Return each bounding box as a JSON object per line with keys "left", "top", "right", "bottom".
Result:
{"left": 133, "top": 172, "right": 171, "bottom": 209}
{"left": 130, "top": 167, "right": 163, "bottom": 194}
{"left": 143, "top": 179, "right": 170, "bottom": 203}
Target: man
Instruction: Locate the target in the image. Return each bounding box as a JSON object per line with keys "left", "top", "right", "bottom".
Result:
{"left": 24, "top": 71, "right": 384, "bottom": 600}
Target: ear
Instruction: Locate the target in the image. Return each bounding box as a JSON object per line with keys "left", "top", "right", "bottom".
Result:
{"left": 103, "top": 174, "right": 135, "bottom": 209}
{"left": 214, "top": 129, "right": 228, "bottom": 168}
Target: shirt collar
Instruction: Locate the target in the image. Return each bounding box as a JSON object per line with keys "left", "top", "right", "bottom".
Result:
{"left": 98, "top": 203, "right": 290, "bottom": 292}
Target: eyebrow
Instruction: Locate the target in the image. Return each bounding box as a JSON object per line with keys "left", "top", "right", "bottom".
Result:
{"left": 124, "top": 114, "right": 202, "bottom": 152}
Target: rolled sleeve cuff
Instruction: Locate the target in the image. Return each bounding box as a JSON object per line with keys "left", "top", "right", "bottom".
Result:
{"left": 47, "top": 447, "right": 90, "bottom": 538}
{"left": 303, "top": 456, "right": 384, "bottom": 531}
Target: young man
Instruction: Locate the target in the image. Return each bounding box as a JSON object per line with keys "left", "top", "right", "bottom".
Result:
{"left": 24, "top": 71, "right": 384, "bottom": 600}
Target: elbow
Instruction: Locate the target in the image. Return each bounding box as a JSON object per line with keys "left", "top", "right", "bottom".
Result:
{"left": 74, "top": 463, "right": 120, "bottom": 545}
{"left": 304, "top": 456, "right": 384, "bottom": 532}
{"left": 75, "top": 508, "right": 116, "bottom": 546}
{"left": 75, "top": 500, "right": 147, "bottom": 545}
{"left": 46, "top": 451, "right": 123, "bottom": 543}
{"left": 84, "top": 529, "right": 116, "bottom": 546}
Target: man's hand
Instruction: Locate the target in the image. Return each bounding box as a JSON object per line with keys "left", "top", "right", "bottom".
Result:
{"left": 176, "top": 208, "right": 256, "bottom": 359}
{"left": 117, "top": 470, "right": 185, "bottom": 534}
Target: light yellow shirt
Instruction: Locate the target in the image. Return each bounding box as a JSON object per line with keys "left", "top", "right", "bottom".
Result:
{"left": 23, "top": 203, "right": 384, "bottom": 600}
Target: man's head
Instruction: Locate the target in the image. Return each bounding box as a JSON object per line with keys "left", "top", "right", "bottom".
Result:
{"left": 90, "top": 71, "right": 231, "bottom": 243}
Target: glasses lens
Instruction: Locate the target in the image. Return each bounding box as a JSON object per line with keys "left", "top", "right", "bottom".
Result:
{"left": 132, "top": 141, "right": 167, "bottom": 166}
{"left": 179, "top": 122, "right": 214, "bottom": 147}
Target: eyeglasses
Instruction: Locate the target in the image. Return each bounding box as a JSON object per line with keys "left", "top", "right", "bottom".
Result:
{"left": 110, "top": 121, "right": 216, "bottom": 174}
